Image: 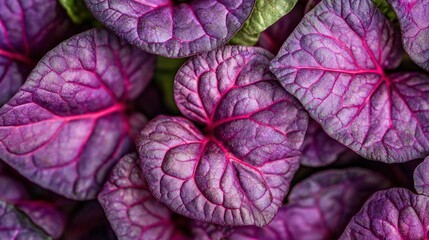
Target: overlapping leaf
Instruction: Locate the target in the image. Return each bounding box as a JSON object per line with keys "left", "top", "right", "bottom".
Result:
{"left": 99, "top": 154, "right": 187, "bottom": 240}
{"left": 271, "top": 0, "right": 429, "bottom": 162}
{"left": 84, "top": 0, "right": 255, "bottom": 57}
{"left": 388, "top": 0, "right": 429, "bottom": 71}
{"left": 0, "top": 0, "right": 71, "bottom": 106}
{"left": 414, "top": 156, "right": 429, "bottom": 196}
{"left": 340, "top": 188, "right": 429, "bottom": 239}
{"left": 230, "top": 168, "right": 389, "bottom": 240}
{"left": 0, "top": 29, "right": 155, "bottom": 199}
{"left": 137, "top": 46, "right": 308, "bottom": 226}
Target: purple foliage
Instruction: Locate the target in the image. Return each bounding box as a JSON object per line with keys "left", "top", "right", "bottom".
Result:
{"left": 230, "top": 168, "right": 389, "bottom": 240}
{"left": 137, "top": 46, "right": 308, "bottom": 226}
{"left": 0, "top": 0, "right": 71, "bottom": 106}
{"left": 271, "top": 0, "right": 429, "bottom": 163}
{"left": 99, "top": 154, "right": 186, "bottom": 240}
{"left": 0, "top": 28, "right": 155, "bottom": 200}
{"left": 388, "top": 0, "right": 429, "bottom": 71}
{"left": 340, "top": 188, "right": 429, "bottom": 239}
{"left": 84, "top": 0, "right": 255, "bottom": 57}
{"left": 0, "top": 169, "right": 65, "bottom": 238}
{"left": 0, "top": 201, "right": 49, "bottom": 240}
{"left": 414, "top": 156, "right": 429, "bottom": 196}
{"left": 300, "top": 120, "right": 348, "bottom": 167}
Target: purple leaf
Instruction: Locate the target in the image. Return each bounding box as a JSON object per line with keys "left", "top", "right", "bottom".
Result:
{"left": 98, "top": 154, "right": 186, "bottom": 240}
{"left": 15, "top": 201, "right": 65, "bottom": 239}
{"left": 84, "top": 0, "right": 255, "bottom": 58}
{"left": 0, "top": 200, "right": 49, "bottom": 240}
{"left": 0, "top": 0, "right": 71, "bottom": 106}
{"left": 0, "top": 167, "right": 65, "bottom": 238}
{"left": 300, "top": 120, "right": 348, "bottom": 167}
{"left": 388, "top": 0, "right": 429, "bottom": 71}
{"left": 0, "top": 28, "right": 155, "bottom": 200}
{"left": 414, "top": 156, "right": 429, "bottom": 196}
{"left": 137, "top": 46, "right": 309, "bottom": 226}
{"left": 230, "top": 168, "right": 390, "bottom": 240}
{"left": 340, "top": 188, "right": 429, "bottom": 239}
{"left": 271, "top": 0, "right": 429, "bottom": 163}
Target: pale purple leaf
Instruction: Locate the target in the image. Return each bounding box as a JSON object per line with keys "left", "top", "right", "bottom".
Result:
{"left": 137, "top": 46, "right": 309, "bottom": 226}
{"left": 388, "top": 0, "right": 429, "bottom": 71}
{"left": 300, "top": 120, "right": 348, "bottom": 167}
{"left": 271, "top": 0, "right": 429, "bottom": 163}
{"left": 414, "top": 156, "right": 429, "bottom": 196}
{"left": 230, "top": 168, "right": 389, "bottom": 240}
{"left": 98, "top": 153, "right": 186, "bottom": 240}
{"left": 340, "top": 188, "right": 429, "bottom": 239}
{"left": 84, "top": 0, "right": 255, "bottom": 57}
{"left": 0, "top": 28, "right": 155, "bottom": 200}
{"left": 0, "top": 0, "right": 71, "bottom": 106}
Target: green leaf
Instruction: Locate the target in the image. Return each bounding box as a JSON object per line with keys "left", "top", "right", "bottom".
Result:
{"left": 372, "top": 0, "right": 397, "bottom": 22}
{"left": 154, "top": 57, "right": 188, "bottom": 114}
{"left": 59, "top": 0, "right": 101, "bottom": 26}
{"left": 230, "top": 0, "right": 298, "bottom": 46}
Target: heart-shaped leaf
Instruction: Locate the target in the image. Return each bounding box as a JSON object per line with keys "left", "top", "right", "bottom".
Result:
{"left": 137, "top": 46, "right": 308, "bottom": 226}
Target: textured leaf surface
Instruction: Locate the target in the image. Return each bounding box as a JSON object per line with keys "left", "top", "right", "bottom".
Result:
{"left": 0, "top": 29, "right": 155, "bottom": 199}
{"left": 0, "top": 0, "right": 71, "bottom": 106}
{"left": 230, "top": 168, "right": 389, "bottom": 240}
{"left": 84, "top": 0, "right": 255, "bottom": 57}
{"left": 388, "top": 0, "right": 429, "bottom": 71}
{"left": 0, "top": 200, "right": 49, "bottom": 240}
{"left": 340, "top": 188, "right": 429, "bottom": 239}
{"left": 372, "top": 0, "right": 397, "bottom": 21}
{"left": 300, "top": 120, "right": 347, "bottom": 167}
{"left": 137, "top": 46, "right": 308, "bottom": 226}
{"left": 191, "top": 221, "right": 235, "bottom": 240}
{"left": 271, "top": 0, "right": 429, "bottom": 163}
{"left": 414, "top": 156, "right": 429, "bottom": 196}
{"left": 230, "top": 0, "right": 298, "bottom": 46}
{"left": 99, "top": 154, "right": 186, "bottom": 240}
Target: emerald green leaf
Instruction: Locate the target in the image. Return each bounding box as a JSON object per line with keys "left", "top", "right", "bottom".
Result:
{"left": 230, "top": 0, "right": 298, "bottom": 45}
{"left": 59, "top": 0, "right": 100, "bottom": 26}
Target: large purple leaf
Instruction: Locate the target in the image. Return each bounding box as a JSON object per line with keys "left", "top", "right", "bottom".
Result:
{"left": 0, "top": 0, "right": 71, "bottom": 106}
{"left": 388, "top": 0, "right": 429, "bottom": 71}
{"left": 137, "top": 46, "right": 308, "bottom": 226}
{"left": 84, "top": 0, "right": 255, "bottom": 58}
{"left": 0, "top": 28, "right": 155, "bottom": 200}
{"left": 99, "top": 153, "right": 186, "bottom": 240}
{"left": 271, "top": 0, "right": 429, "bottom": 163}
{"left": 230, "top": 168, "right": 390, "bottom": 240}
{"left": 340, "top": 188, "right": 429, "bottom": 239}
{"left": 414, "top": 156, "right": 429, "bottom": 196}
